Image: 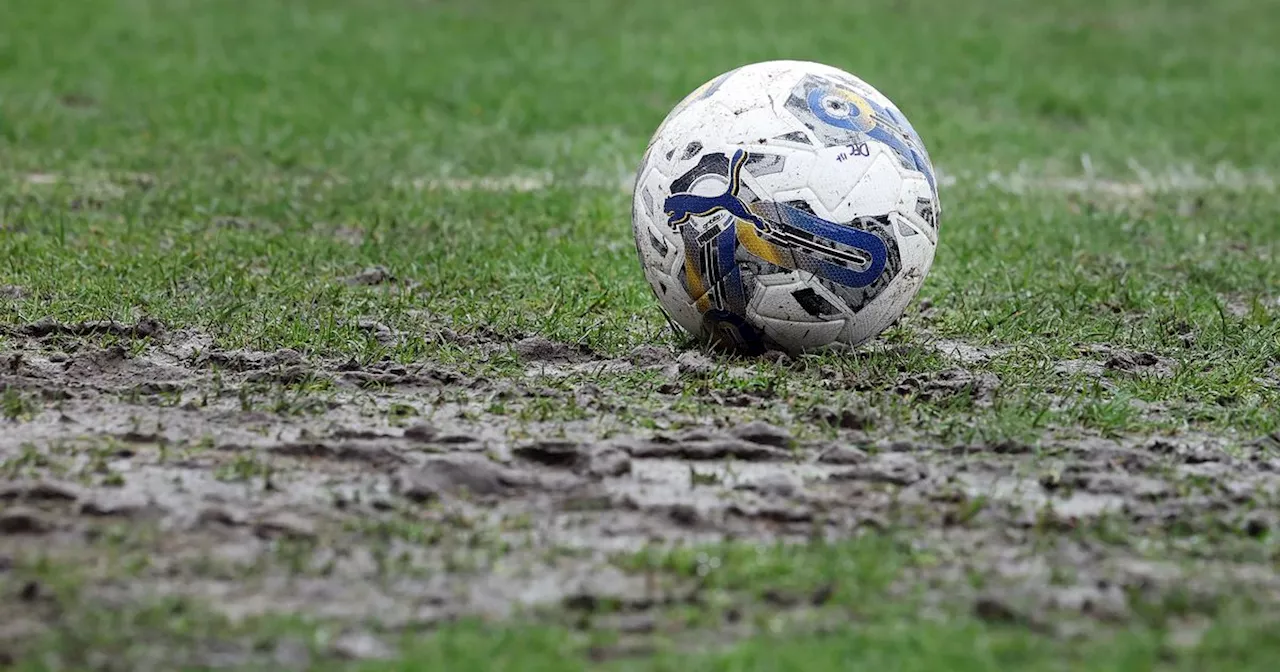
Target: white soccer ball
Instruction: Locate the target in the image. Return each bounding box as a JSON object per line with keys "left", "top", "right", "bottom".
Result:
{"left": 631, "top": 60, "right": 940, "bottom": 354}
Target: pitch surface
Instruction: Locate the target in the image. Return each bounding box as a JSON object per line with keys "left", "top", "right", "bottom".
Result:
{"left": 2, "top": 0, "right": 1279, "bottom": 668}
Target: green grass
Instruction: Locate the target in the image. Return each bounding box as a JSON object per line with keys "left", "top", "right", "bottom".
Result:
{"left": 3, "top": 0, "right": 1278, "bottom": 357}
{"left": 365, "top": 535, "right": 1280, "bottom": 671}
{"left": 369, "top": 613, "right": 1280, "bottom": 672}
{"left": 11, "top": 533, "right": 1280, "bottom": 671}
{"left": 2, "top": 1, "right": 1276, "bottom": 442}
{"left": 4, "top": 0, "right": 1280, "bottom": 669}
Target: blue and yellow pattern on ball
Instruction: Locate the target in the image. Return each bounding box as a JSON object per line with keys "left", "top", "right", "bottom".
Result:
{"left": 806, "top": 87, "right": 878, "bottom": 133}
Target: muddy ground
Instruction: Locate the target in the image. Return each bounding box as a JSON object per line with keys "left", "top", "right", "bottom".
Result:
{"left": 2, "top": 318, "right": 1279, "bottom": 667}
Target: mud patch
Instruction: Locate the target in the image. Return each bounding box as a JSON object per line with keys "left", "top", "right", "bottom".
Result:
{"left": 895, "top": 368, "right": 1001, "bottom": 404}
{"left": 343, "top": 265, "right": 395, "bottom": 286}
{"left": 393, "top": 455, "right": 538, "bottom": 501}
{"left": 514, "top": 336, "right": 646, "bottom": 378}
{"left": 3, "top": 324, "right": 1280, "bottom": 665}
{"left": 515, "top": 336, "right": 593, "bottom": 363}
{"left": 3, "top": 316, "right": 164, "bottom": 339}
{"left": 1055, "top": 344, "right": 1177, "bottom": 381}
{"left": 926, "top": 338, "right": 1012, "bottom": 365}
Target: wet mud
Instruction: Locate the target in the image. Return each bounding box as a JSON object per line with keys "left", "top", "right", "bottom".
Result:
{"left": 1, "top": 319, "right": 1278, "bottom": 665}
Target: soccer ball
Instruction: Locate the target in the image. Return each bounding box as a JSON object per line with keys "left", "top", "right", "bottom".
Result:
{"left": 631, "top": 60, "right": 940, "bottom": 354}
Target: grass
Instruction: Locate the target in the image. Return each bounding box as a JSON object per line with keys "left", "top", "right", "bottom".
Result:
{"left": 10, "top": 533, "right": 1280, "bottom": 671}
{"left": 3, "top": 561, "right": 333, "bottom": 672}
{"left": 375, "top": 614, "right": 1280, "bottom": 672}
{"left": 374, "top": 534, "right": 1280, "bottom": 671}
{"left": 2, "top": 1, "right": 1276, "bottom": 446}
{"left": 3, "top": 0, "right": 1280, "bottom": 669}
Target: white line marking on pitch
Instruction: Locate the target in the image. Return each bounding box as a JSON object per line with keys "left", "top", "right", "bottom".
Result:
{"left": 405, "top": 162, "right": 1279, "bottom": 196}
{"left": 25, "top": 159, "right": 1278, "bottom": 197}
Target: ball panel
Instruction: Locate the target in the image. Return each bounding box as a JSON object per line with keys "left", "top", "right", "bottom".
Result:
{"left": 818, "top": 149, "right": 904, "bottom": 223}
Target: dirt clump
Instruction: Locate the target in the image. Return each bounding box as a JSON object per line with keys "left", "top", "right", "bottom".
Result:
{"left": 730, "top": 421, "right": 793, "bottom": 448}
{"left": 895, "top": 368, "right": 1000, "bottom": 404}
{"left": 343, "top": 265, "right": 395, "bottom": 286}
{"left": 515, "top": 336, "right": 592, "bottom": 363}
{"left": 5, "top": 316, "right": 164, "bottom": 339}
{"left": 393, "top": 455, "right": 535, "bottom": 502}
